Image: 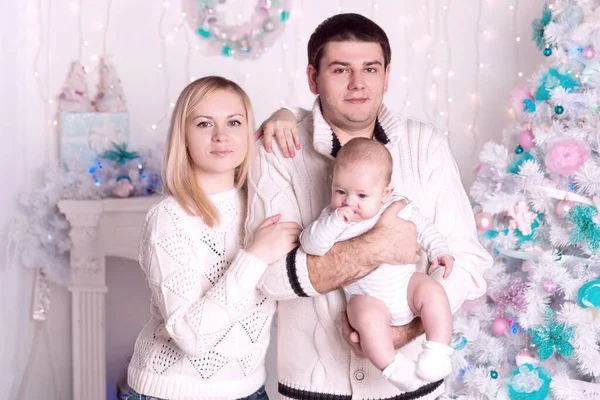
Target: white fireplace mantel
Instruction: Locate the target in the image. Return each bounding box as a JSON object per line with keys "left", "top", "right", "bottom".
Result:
{"left": 58, "top": 195, "right": 159, "bottom": 400}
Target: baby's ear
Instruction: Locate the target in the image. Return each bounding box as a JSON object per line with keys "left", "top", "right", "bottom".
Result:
{"left": 381, "top": 185, "right": 394, "bottom": 202}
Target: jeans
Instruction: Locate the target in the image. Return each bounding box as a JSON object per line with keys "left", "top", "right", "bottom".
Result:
{"left": 126, "top": 385, "right": 269, "bottom": 400}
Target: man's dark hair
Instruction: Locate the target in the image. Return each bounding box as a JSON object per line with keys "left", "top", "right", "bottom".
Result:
{"left": 307, "top": 13, "right": 391, "bottom": 72}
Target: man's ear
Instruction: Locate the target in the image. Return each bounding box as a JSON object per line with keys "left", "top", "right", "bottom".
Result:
{"left": 382, "top": 185, "right": 394, "bottom": 202}
{"left": 384, "top": 64, "right": 391, "bottom": 94}
{"left": 307, "top": 64, "right": 319, "bottom": 95}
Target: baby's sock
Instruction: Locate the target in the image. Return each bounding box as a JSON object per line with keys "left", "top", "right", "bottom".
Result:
{"left": 415, "top": 341, "right": 454, "bottom": 382}
{"left": 381, "top": 352, "right": 427, "bottom": 392}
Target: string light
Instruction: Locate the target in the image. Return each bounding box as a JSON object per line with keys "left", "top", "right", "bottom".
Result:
{"left": 442, "top": 0, "right": 453, "bottom": 133}
{"left": 470, "top": 0, "right": 483, "bottom": 155}
{"left": 513, "top": 0, "right": 521, "bottom": 86}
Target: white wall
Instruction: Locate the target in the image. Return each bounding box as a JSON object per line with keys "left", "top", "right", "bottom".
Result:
{"left": 1, "top": 0, "right": 546, "bottom": 399}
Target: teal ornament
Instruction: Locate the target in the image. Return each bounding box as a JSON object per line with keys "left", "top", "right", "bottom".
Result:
{"left": 222, "top": 46, "right": 233, "bottom": 56}
{"left": 543, "top": 47, "right": 552, "bottom": 56}
{"left": 101, "top": 142, "right": 140, "bottom": 165}
{"left": 523, "top": 99, "right": 537, "bottom": 113}
{"left": 507, "top": 151, "right": 535, "bottom": 174}
{"left": 527, "top": 308, "right": 575, "bottom": 360}
{"left": 515, "top": 145, "right": 524, "bottom": 154}
{"left": 507, "top": 363, "right": 551, "bottom": 400}
{"left": 578, "top": 276, "right": 600, "bottom": 308}
{"left": 490, "top": 370, "right": 498, "bottom": 379}
{"left": 565, "top": 205, "right": 600, "bottom": 254}
{"left": 280, "top": 10, "right": 290, "bottom": 22}
{"left": 535, "top": 68, "right": 581, "bottom": 102}
{"left": 531, "top": 4, "right": 552, "bottom": 50}
{"left": 451, "top": 335, "right": 468, "bottom": 350}
{"left": 555, "top": 105, "right": 564, "bottom": 114}
{"left": 197, "top": 27, "right": 211, "bottom": 38}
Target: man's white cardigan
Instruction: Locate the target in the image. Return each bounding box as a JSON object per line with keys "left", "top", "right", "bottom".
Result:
{"left": 245, "top": 98, "right": 493, "bottom": 400}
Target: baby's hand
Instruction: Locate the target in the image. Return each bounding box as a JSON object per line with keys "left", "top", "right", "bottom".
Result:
{"left": 336, "top": 206, "right": 359, "bottom": 223}
{"left": 430, "top": 254, "right": 454, "bottom": 278}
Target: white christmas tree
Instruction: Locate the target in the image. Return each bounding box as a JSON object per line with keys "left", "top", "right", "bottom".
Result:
{"left": 94, "top": 57, "right": 127, "bottom": 113}
{"left": 57, "top": 61, "right": 94, "bottom": 112}
{"left": 446, "top": 2, "right": 600, "bottom": 399}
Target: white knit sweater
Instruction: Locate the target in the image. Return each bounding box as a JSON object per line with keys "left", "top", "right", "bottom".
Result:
{"left": 128, "top": 189, "right": 275, "bottom": 400}
{"left": 245, "top": 98, "right": 493, "bottom": 400}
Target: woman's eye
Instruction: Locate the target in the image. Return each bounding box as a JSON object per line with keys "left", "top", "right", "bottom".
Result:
{"left": 197, "top": 121, "right": 211, "bottom": 128}
{"left": 228, "top": 120, "right": 242, "bottom": 126}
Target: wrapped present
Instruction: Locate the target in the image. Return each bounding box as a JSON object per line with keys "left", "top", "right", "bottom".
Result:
{"left": 59, "top": 111, "right": 129, "bottom": 167}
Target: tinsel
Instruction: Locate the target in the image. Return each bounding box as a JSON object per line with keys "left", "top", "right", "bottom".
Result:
{"left": 565, "top": 204, "right": 600, "bottom": 253}
{"left": 528, "top": 308, "right": 576, "bottom": 361}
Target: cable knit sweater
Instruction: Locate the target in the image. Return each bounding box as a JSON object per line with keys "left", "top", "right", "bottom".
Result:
{"left": 245, "top": 98, "right": 493, "bottom": 400}
{"left": 128, "top": 189, "right": 275, "bottom": 400}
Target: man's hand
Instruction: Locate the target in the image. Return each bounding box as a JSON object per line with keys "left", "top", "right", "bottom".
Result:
{"left": 391, "top": 318, "right": 425, "bottom": 349}
{"left": 341, "top": 311, "right": 366, "bottom": 358}
{"left": 431, "top": 254, "right": 455, "bottom": 278}
{"left": 342, "top": 311, "right": 425, "bottom": 356}
{"left": 367, "top": 201, "right": 420, "bottom": 265}
{"left": 254, "top": 108, "right": 300, "bottom": 158}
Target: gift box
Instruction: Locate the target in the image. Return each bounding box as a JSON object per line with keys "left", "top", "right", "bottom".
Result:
{"left": 59, "top": 112, "right": 129, "bottom": 167}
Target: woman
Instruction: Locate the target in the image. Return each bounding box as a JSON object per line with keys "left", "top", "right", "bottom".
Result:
{"left": 128, "top": 76, "right": 300, "bottom": 399}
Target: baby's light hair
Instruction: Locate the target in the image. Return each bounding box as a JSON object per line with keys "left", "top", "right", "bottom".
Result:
{"left": 334, "top": 137, "right": 393, "bottom": 184}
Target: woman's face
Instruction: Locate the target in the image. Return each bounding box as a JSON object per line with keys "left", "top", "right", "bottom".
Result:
{"left": 185, "top": 89, "right": 249, "bottom": 181}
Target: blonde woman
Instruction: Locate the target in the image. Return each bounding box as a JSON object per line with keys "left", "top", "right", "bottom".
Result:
{"left": 128, "top": 76, "right": 301, "bottom": 400}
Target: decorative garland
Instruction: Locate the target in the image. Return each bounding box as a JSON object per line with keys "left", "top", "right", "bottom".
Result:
{"left": 182, "top": 0, "right": 291, "bottom": 60}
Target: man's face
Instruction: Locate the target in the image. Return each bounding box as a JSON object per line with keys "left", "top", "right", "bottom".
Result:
{"left": 307, "top": 41, "right": 389, "bottom": 131}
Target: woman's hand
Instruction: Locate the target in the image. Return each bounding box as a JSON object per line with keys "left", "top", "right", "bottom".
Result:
{"left": 246, "top": 214, "right": 302, "bottom": 264}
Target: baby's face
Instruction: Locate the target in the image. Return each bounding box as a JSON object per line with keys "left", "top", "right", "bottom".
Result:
{"left": 331, "top": 163, "right": 391, "bottom": 220}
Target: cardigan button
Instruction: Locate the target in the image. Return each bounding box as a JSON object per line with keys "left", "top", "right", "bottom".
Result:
{"left": 354, "top": 370, "right": 365, "bottom": 381}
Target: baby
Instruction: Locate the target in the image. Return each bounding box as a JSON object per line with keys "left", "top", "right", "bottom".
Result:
{"left": 300, "top": 137, "right": 455, "bottom": 391}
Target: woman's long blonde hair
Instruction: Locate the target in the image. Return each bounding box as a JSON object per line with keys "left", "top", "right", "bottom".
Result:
{"left": 162, "top": 76, "right": 254, "bottom": 227}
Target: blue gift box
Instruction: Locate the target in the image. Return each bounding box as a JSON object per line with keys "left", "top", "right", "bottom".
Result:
{"left": 59, "top": 112, "right": 129, "bottom": 167}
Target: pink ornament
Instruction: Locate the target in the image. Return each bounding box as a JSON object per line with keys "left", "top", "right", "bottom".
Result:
{"left": 515, "top": 349, "right": 539, "bottom": 366}
{"left": 555, "top": 200, "right": 575, "bottom": 218}
{"left": 545, "top": 139, "right": 591, "bottom": 176}
{"left": 517, "top": 130, "right": 535, "bottom": 150}
{"left": 510, "top": 86, "right": 535, "bottom": 119}
{"left": 113, "top": 178, "right": 135, "bottom": 198}
{"left": 543, "top": 279, "right": 557, "bottom": 293}
{"left": 475, "top": 212, "right": 493, "bottom": 232}
{"left": 492, "top": 317, "right": 510, "bottom": 336}
{"left": 583, "top": 46, "right": 596, "bottom": 60}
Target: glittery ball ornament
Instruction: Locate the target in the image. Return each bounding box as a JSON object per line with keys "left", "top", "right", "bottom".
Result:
{"left": 476, "top": 212, "right": 493, "bottom": 232}
{"left": 583, "top": 46, "right": 596, "bottom": 60}
{"left": 517, "top": 130, "right": 535, "bottom": 151}
{"left": 492, "top": 317, "right": 510, "bottom": 336}
{"left": 555, "top": 200, "right": 575, "bottom": 218}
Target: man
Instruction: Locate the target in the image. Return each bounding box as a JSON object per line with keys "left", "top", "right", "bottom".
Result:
{"left": 245, "top": 13, "right": 492, "bottom": 400}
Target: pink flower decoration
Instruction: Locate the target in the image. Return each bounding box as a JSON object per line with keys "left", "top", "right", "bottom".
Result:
{"left": 508, "top": 201, "right": 537, "bottom": 235}
{"left": 545, "top": 139, "right": 590, "bottom": 176}
{"left": 510, "top": 86, "right": 534, "bottom": 119}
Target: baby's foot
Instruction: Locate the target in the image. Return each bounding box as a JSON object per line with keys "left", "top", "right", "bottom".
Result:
{"left": 381, "top": 352, "right": 427, "bottom": 392}
{"left": 415, "top": 341, "right": 454, "bottom": 382}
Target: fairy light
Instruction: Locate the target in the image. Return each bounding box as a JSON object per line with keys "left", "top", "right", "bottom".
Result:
{"left": 442, "top": 0, "right": 453, "bottom": 133}
{"left": 513, "top": 0, "right": 521, "bottom": 86}
{"left": 421, "top": 3, "right": 436, "bottom": 122}
{"left": 397, "top": 1, "right": 412, "bottom": 114}
{"left": 470, "top": 0, "right": 484, "bottom": 153}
